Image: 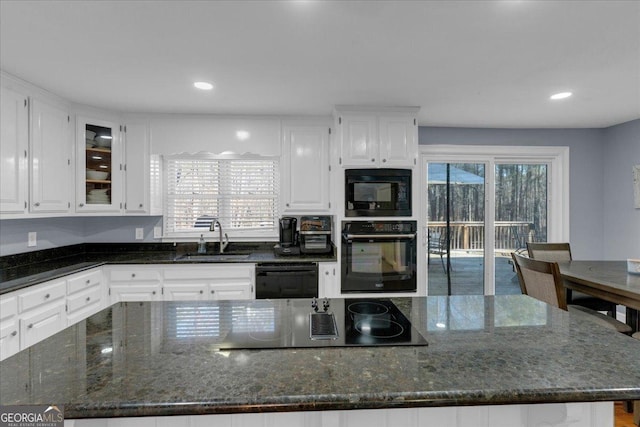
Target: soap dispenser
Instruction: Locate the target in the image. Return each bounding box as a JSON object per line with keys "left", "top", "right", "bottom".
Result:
{"left": 197, "top": 234, "right": 206, "bottom": 254}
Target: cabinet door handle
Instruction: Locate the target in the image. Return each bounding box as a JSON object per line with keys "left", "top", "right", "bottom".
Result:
{"left": 11, "top": 331, "right": 17, "bottom": 337}
{"left": 199, "top": 290, "right": 204, "bottom": 294}
{"left": 152, "top": 291, "right": 156, "bottom": 295}
{"left": 371, "top": 158, "right": 375, "bottom": 162}
{"left": 86, "top": 279, "right": 91, "bottom": 285}
{"left": 325, "top": 271, "right": 329, "bottom": 275}
{"left": 211, "top": 290, "right": 215, "bottom": 294}
{"left": 131, "top": 273, "right": 136, "bottom": 278}
{"left": 382, "top": 158, "right": 387, "bottom": 163}
{"left": 139, "top": 203, "right": 143, "bottom": 208}
{"left": 86, "top": 297, "right": 91, "bottom": 302}
{"left": 79, "top": 203, "right": 84, "bottom": 207}
{"left": 28, "top": 324, "right": 34, "bottom": 329}
{"left": 44, "top": 293, "right": 50, "bottom": 299}
{"left": 286, "top": 203, "right": 290, "bottom": 207}
{"left": 34, "top": 202, "right": 40, "bottom": 207}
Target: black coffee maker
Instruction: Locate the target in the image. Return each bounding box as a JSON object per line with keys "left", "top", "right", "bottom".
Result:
{"left": 275, "top": 217, "right": 300, "bottom": 256}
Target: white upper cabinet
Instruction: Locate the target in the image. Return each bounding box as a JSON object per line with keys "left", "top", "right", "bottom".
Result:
{"left": 337, "top": 114, "right": 378, "bottom": 167}
{"left": 30, "top": 98, "right": 72, "bottom": 213}
{"left": 123, "top": 121, "right": 150, "bottom": 215}
{"left": 0, "top": 86, "right": 29, "bottom": 214}
{"left": 281, "top": 122, "right": 331, "bottom": 212}
{"left": 76, "top": 116, "right": 123, "bottom": 213}
{"left": 335, "top": 106, "right": 419, "bottom": 168}
{"left": 378, "top": 114, "right": 418, "bottom": 167}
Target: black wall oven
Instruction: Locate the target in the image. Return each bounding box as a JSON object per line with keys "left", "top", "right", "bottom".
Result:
{"left": 341, "top": 221, "right": 417, "bottom": 293}
{"left": 345, "top": 168, "right": 411, "bottom": 217}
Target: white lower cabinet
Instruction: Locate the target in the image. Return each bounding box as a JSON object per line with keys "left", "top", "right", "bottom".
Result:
{"left": 0, "top": 294, "right": 20, "bottom": 360}
{"left": 318, "top": 262, "right": 338, "bottom": 298}
{"left": 162, "top": 264, "right": 255, "bottom": 301}
{"left": 107, "top": 264, "right": 255, "bottom": 303}
{"left": 66, "top": 268, "right": 105, "bottom": 326}
{"left": 107, "top": 266, "right": 162, "bottom": 303}
{"left": 17, "top": 279, "right": 67, "bottom": 350}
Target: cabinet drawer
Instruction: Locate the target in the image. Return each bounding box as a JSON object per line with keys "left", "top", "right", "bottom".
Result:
{"left": 109, "top": 269, "right": 161, "bottom": 282}
{"left": 20, "top": 303, "right": 66, "bottom": 349}
{"left": 163, "top": 264, "right": 254, "bottom": 280}
{"left": 110, "top": 284, "right": 162, "bottom": 303}
{"left": 0, "top": 318, "right": 20, "bottom": 361}
{"left": 67, "top": 269, "right": 102, "bottom": 294}
{"left": 67, "top": 285, "right": 102, "bottom": 314}
{"left": 17, "top": 279, "right": 66, "bottom": 313}
{"left": 0, "top": 295, "right": 18, "bottom": 323}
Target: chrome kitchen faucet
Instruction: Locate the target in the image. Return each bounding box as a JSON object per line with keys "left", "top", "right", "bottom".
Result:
{"left": 210, "top": 220, "right": 229, "bottom": 254}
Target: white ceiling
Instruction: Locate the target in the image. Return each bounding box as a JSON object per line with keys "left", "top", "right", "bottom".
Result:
{"left": 1, "top": 0, "right": 639, "bottom": 128}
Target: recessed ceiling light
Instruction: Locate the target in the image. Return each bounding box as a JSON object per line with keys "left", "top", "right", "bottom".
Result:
{"left": 236, "top": 130, "right": 250, "bottom": 141}
{"left": 550, "top": 92, "right": 572, "bottom": 100}
{"left": 194, "top": 81, "right": 214, "bottom": 90}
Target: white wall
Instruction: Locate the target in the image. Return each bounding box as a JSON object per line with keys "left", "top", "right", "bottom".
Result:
{"left": 148, "top": 114, "right": 281, "bottom": 156}
{"left": 602, "top": 119, "right": 640, "bottom": 259}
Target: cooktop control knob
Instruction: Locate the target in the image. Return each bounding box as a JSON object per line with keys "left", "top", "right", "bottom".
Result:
{"left": 311, "top": 297, "right": 318, "bottom": 312}
{"left": 322, "top": 298, "right": 330, "bottom": 312}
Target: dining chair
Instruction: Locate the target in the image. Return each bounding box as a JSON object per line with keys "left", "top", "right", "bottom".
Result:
{"left": 428, "top": 232, "right": 448, "bottom": 272}
{"left": 526, "top": 242, "right": 617, "bottom": 317}
{"left": 511, "top": 253, "right": 632, "bottom": 334}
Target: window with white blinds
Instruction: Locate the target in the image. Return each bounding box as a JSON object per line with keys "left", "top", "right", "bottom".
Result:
{"left": 164, "top": 154, "right": 279, "bottom": 237}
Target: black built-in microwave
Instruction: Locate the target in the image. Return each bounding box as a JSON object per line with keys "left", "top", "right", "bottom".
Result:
{"left": 345, "top": 168, "right": 412, "bottom": 217}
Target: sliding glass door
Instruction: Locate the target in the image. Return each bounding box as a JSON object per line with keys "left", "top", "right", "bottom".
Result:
{"left": 494, "top": 163, "right": 548, "bottom": 295}
{"left": 426, "top": 162, "right": 486, "bottom": 296}
{"left": 421, "top": 146, "right": 568, "bottom": 296}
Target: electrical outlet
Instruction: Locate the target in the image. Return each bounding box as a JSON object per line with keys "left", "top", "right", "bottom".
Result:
{"left": 28, "top": 232, "right": 37, "bottom": 247}
{"left": 153, "top": 226, "right": 162, "bottom": 239}
{"left": 135, "top": 228, "right": 144, "bottom": 240}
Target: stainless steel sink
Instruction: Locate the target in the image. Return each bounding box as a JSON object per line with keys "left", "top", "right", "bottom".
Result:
{"left": 174, "top": 254, "right": 251, "bottom": 262}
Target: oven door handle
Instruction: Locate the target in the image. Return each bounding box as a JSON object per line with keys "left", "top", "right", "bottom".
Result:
{"left": 344, "top": 233, "right": 416, "bottom": 240}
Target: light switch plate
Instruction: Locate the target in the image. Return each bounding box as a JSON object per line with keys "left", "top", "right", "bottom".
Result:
{"left": 135, "top": 228, "right": 144, "bottom": 240}
{"left": 153, "top": 226, "right": 162, "bottom": 239}
{"left": 28, "top": 232, "right": 37, "bottom": 247}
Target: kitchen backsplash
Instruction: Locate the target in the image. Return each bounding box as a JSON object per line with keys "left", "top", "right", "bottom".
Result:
{"left": 0, "top": 216, "right": 163, "bottom": 257}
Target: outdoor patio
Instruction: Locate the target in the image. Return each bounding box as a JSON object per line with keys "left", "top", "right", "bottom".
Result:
{"left": 427, "top": 251, "right": 522, "bottom": 296}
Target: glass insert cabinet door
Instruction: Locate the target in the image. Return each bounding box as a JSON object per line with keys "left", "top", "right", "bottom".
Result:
{"left": 76, "top": 116, "right": 122, "bottom": 213}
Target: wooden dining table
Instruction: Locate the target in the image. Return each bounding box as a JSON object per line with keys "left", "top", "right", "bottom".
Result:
{"left": 558, "top": 260, "right": 640, "bottom": 331}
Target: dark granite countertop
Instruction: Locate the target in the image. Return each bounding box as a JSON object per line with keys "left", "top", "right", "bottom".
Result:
{"left": 0, "top": 243, "right": 337, "bottom": 294}
{"left": 1, "top": 296, "right": 640, "bottom": 419}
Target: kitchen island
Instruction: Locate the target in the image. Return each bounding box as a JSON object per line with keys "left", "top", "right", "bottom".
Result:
{"left": 1, "top": 295, "right": 639, "bottom": 427}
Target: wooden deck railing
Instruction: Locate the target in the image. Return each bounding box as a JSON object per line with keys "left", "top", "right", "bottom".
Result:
{"left": 427, "top": 221, "right": 539, "bottom": 251}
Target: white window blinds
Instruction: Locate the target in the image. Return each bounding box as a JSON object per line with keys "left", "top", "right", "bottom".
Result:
{"left": 164, "top": 154, "right": 279, "bottom": 236}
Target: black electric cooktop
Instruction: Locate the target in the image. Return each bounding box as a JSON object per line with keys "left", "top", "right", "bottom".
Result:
{"left": 208, "top": 298, "right": 428, "bottom": 350}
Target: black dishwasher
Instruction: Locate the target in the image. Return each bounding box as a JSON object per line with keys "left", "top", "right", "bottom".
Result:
{"left": 255, "top": 263, "right": 318, "bottom": 299}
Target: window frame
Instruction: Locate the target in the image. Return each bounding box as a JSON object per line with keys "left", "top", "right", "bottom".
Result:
{"left": 419, "top": 145, "right": 570, "bottom": 296}
{"left": 162, "top": 152, "right": 280, "bottom": 241}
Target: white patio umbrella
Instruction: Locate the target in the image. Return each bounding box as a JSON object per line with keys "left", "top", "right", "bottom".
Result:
{"left": 427, "top": 163, "right": 484, "bottom": 184}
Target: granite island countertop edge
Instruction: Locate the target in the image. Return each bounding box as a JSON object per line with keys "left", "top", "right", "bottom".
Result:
{"left": 63, "top": 386, "right": 640, "bottom": 419}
